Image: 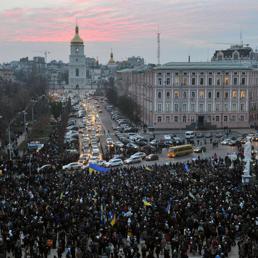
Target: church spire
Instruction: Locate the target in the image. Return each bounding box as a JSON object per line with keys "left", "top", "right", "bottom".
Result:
{"left": 71, "top": 22, "right": 83, "bottom": 44}
{"left": 108, "top": 49, "right": 115, "bottom": 64}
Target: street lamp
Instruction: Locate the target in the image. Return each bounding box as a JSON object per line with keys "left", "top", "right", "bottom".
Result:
{"left": 31, "top": 99, "right": 37, "bottom": 122}
{"left": 21, "top": 110, "right": 28, "bottom": 133}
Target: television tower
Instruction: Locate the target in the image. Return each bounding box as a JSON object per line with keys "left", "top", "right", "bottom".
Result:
{"left": 157, "top": 27, "right": 160, "bottom": 65}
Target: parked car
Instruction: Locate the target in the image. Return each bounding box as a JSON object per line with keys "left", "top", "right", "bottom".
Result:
{"left": 221, "top": 139, "right": 231, "bottom": 145}
{"left": 106, "top": 158, "right": 124, "bottom": 167}
{"left": 196, "top": 133, "right": 204, "bottom": 138}
{"left": 124, "top": 156, "right": 142, "bottom": 164}
{"left": 205, "top": 133, "right": 213, "bottom": 138}
{"left": 131, "top": 152, "right": 146, "bottom": 159}
{"left": 62, "top": 162, "right": 82, "bottom": 170}
{"left": 215, "top": 132, "right": 223, "bottom": 138}
{"left": 145, "top": 154, "right": 159, "bottom": 161}
{"left": 185, "top": 131, "right": 195, "bottom": 139}
{"left": 193, "top": 146, "right": 206, "bottom": 153}
{"left": 37, "top": 164, "right": 52, "bottom": 172}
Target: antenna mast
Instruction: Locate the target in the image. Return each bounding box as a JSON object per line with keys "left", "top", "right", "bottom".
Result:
{"left": 157, "top": 26, "right": 160, "bottom": 65}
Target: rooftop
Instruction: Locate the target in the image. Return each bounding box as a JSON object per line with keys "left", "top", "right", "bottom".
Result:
{"left": 158, "top": 62, "right": 256, "bottom": 70}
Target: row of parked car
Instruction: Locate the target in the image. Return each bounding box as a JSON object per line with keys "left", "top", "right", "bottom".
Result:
{"left": 109, "top": 108, "right": 138, "bottom": 133}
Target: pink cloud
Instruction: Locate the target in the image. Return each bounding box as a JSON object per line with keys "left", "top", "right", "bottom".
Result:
{"left": 0, "top": 0, "right": 257, "bottom": 46}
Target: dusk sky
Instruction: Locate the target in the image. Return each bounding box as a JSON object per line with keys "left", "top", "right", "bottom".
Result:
{"left": 1, "top": 0, "right": 258, "bottom": 64}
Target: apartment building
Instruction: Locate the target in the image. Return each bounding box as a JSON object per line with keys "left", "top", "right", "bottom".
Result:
{"left": 116, "top": 62, "right": 258, "bottom": 129}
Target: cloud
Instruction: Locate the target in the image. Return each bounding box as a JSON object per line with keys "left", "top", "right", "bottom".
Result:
{"left": 0, "top": 0, "right": 257, "bottom": 45}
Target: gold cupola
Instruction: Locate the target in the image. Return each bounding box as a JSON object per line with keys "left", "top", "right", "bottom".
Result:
{"left": 71, "top": 25, "right": 84, "bottom": 44}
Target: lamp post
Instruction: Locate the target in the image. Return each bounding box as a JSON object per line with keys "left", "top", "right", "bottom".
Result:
{"left": 31, "top": 99, "right": 37, "bottom": 122}
{"left": 22, "top": 110, "right": 28, "bottom": 133}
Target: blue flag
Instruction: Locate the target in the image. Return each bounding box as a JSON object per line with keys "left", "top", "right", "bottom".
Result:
{"left": 184, "top": 163, "right": 190, "bottom": 173}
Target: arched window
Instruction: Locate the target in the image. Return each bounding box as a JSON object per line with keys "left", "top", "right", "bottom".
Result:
{"left": 217, "top": 52, "right": 224, "bottom": 61}
{"left": 76, "top": 68, "right": 79, "bottom": 77}
{"left": 233, "top": 51, "right": 239, "bottom": 60}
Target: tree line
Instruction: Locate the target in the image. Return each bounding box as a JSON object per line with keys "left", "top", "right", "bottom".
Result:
{"left": 105, "top": 77, "right": 141, "bottom": 124}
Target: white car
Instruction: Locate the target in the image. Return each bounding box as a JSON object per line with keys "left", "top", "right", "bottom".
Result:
{"left": 106, "top": 138, "right": 114, "bottom": 145}
{"left": 131, "top": 152, "right": 146, "bottom": 159}
{"left": 185, "top": 131, "right": 195, "bottom": 139}
{"left": 150, "top": 139, "right": 158, "bottom": 145}
{"left": 115, "top": 141, "right": 124, "bottom": 148}
{"left": 106, "top": 158, "right": 123, "bottom": 167}
{"left": 221, "top": 139, "right": 231, "bottom": 145}
{"left": 37, "top": 164, "right": 52, "bottom": 172}
{"left": 62, "top": 162, "right": 82, "bottom": 170}
{"left": 124, "top": 156, "right": 142, "bottom": 164}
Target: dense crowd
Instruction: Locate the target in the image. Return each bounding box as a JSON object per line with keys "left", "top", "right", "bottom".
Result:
{"left": 1, "top": 132, "right": 258, "bottom": 258}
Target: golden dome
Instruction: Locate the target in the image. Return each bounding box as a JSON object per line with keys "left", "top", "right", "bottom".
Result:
{"left": 71, "top": 25, "right": 83, "bottom": 44}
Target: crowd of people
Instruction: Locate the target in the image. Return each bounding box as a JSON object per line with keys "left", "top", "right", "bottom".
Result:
{"left": 1, "top": 127, "right": 258, "bottom": 258}
{"left": 0, "top": 157, "right": 258, "bottom": 257}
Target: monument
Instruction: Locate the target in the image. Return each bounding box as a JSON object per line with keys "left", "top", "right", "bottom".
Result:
{"left": 242, "top": 137, "right": 253, "bottom": 184}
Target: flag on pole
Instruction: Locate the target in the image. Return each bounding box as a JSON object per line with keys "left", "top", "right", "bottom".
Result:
{"left": 184, "top": 163, "right": 190, "bottom": 173}
{"left": 110, "top": 214, "right": 116, "bottom": 226}
{"left": 143, "top": 199, "right": 152, "bottom": 207}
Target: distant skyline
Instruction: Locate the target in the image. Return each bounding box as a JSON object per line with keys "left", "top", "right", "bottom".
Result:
{"left": 1, "top": 0, "right": 258, "bottom": 64}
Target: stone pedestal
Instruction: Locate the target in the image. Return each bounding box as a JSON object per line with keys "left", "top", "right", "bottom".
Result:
{"left": 242, "top": 174, "right": 252, "bottom": 184}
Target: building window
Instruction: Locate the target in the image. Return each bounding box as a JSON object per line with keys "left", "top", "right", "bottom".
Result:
{"left": 240, "top": 103, "right": 245, "bottom": 112}
{"left": 231, "top": 115, "right": 236, "bottom": 121}
{"left": 232, "top": 103, "right": 237, "bottom": 111}
{"left": 192, "top": 77, "right": 196, "bottom": 85}
{"left": 183, "top": 116, "right": 186, "bottom": 122}
{"left": 157, "top": 116, "right": 162, "bottom": 123}
{"left": 207, "top": 103, "right": 212, "bottom": 112}
{"left": 174, "top": 103, "right": 179, "bottom": 112}
{"left": 215, "top": 104, "right": 220, "bottom": 111}
{"left": 208, "top": 77, "right": 213, "bottom": 85}
{"left": 199, "top": 103, "right": 204, "bottom": 112}
{"left": 216, "top": 92, "right": 220, "bottom": 98}
{"left": 232, "top": 90, "right": 237, "bottom": 98}
{"left": 191, "top": 91, "right": 196, "bottom": 98}
{"left": 224, "top": 91, "right": 229, "bottom": 99}
{"left": 182, "top": 103, "right": 187, "bottom": 112}
{"left": 166, "top": 77, "right": 170, "bottom": 85}
{"left": 240, "top": 90, "right": 246, "bottom": 98}
{"left": 157, "top": 103, "right": 162, "bottom": 112}
{"left": 233, "top": 77, "right": 238, "bottom": 85}
{"left": 166, "top": 116, "right": 170, "bottom": 123}
{"left": 158, "top": 91, "right": 162, "bottom": 99}
{"left": 175, "top": 76, "right": 179, "bottom": 85}
{"left": 183, "top": 91, "right": 187, "bottom": 98}
{"left": 241, "top": 77, "right": 246, "bottom": 85}
{"left": 240, "top": 115, "right": 244, "bottom": 121}
{"left": 216, "top": 116, "right": 220, "bottom": 121}
{"left": 174, "top": 116, "right": 178, "bottom": 122}
{"left": 76, "top": 68, "right": 79, "bottom": 77}
{"left": 174, "top": 91, "right": 179, "bottom": 98}
{"left": 224, "top": 103, "right": 228, "bottom": 111}
{"left": 233, "top": 52, "right": 239, "bottom": 60}
{"left": 166, "top": 91, "right": 170, "bottom": 98}
{"left": 208, "top": 92, "right": 212, "bottom": 99}
{"left": 224, "top": 116, "right": 228, "bottom": 122}
{"left": 191, "top": 103, "right": 195, "bottom": 112}
{"left": 165, "top": 103, "right": 170, "bottom": 112}
{"left": 183, "top": 77, "right": 187, "bottom": 86}
{"left": 158, "top": 78, "right": 162, "bottom": 86}
{"left": 200, "top": 77, "right": 204, "bottom": 85}
{"left": 224, "top": 76, "right": 230, "bottom": 85}
{"left": 216, "top": 79, "right": 221, "bottom": 86}
{"left": 199, "top": 90, "right": 205, "bottom": 98}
